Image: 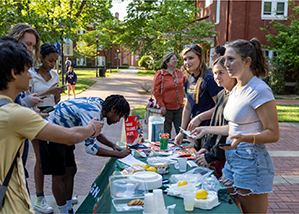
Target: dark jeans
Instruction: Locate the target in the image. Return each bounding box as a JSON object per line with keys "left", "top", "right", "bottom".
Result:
{"left": 164, "top": 107, "right": 183, "bottom": 138}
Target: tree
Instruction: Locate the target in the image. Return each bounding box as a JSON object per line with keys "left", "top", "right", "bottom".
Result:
{"left": 74, "top": 18, "right": 122, "bottom": 70}
{"left": 119, "top": 0, "right": 215, "bottom": 69}
{"left": 262, "top": 0, "right": 299, "bottom": 92}
{"left": 0, "top": 0, "right": 113, "bottom": 43}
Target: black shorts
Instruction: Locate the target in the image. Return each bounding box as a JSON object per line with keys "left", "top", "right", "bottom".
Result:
{"left": 39, "top": 140, "right": 76, "bottom": 175}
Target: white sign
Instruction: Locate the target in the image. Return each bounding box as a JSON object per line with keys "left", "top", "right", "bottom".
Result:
{"left": 63, "top": 39, "right": 73, "bottom": 56}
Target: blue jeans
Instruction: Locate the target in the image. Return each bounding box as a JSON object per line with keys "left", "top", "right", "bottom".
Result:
{"left": 222, "top": 139, "right": 274, "bottom": 194}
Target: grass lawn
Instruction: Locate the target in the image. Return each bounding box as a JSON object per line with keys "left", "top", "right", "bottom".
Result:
{"left": 137, "top": 69, "right": 156, "bottom": 76}
{"left": 59, "top": 68, "right": 119, "bottom": 96}
{"left": 132, "top": 105, "right": 299, "bottom": 123}
{"left": 275, "top": 94, "right": 299, "bottom": 100}
{"left": 277, "top": 104, "right": 299, "bottom": 122}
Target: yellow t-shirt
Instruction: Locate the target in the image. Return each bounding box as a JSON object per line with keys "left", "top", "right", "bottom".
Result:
{"left": 0, "top": 95, "right": 48, "bottom": 214}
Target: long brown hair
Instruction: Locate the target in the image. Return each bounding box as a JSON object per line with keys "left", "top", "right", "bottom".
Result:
{"left": 8, "top": 23, "right": 40, "bottom": 65}
{"left": 180, "top": 44, "right": 209, "bottom": 104}
{"left": 228, "top": 38, "right": 269, "bottom": 78}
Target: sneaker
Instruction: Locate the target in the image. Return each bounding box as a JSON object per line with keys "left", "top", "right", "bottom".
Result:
{"left": 68, "top": 208, "right": 74, "bottom": 214}
{"left": 34, "top": 196, "right": 54, "bottom": 214}
{"left": 72, "top": 195, "right": 78, "bottom": 205}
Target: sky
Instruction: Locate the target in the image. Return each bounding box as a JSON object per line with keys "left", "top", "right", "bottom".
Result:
{"left": 110, "top": 0, "right": 132, "bottom": 21}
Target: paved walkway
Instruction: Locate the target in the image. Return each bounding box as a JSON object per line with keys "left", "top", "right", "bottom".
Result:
{"left": 26, "top": 68, "right": 299, "bottom": 213}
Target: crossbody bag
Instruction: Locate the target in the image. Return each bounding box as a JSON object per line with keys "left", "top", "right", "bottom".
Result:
{"left": 0, "top": 99, "right": 22, "bottom": 211}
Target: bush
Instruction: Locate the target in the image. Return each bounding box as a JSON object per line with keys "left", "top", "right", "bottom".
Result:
{"left": 87, "top": 62, "right": 92, "bottom": 67}
{"left": 120, "top": 63, "right": 130, "bottom": 69}
{"left": 264, "top": 59, "right": 285, "bottom": 94}
{"left": 138, "top": 55, "right": 154, "bottom": 70}
{"left": 107, "top": 61, "right": 113, "bottom": 68}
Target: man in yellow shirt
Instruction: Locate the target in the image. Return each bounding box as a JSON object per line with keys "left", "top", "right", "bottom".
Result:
{"left": 0, "top": 38, "right": 104, "bottom": 214}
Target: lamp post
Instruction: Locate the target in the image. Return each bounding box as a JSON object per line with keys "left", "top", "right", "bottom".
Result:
{"left": 59, "top": 21, "right": 65, "bottom": 85}
{"left": 110, "top": 44, "right": 112, "bottom": 73}
{"left": 96, "top": 34, "right": 99, "bottom": 77}
{"left": 116, "top": 48, "right": 120, "bottom": 69}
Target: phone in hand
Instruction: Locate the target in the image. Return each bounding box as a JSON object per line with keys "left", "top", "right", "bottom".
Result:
{"left": 60, "top": 84, "right": 68, "bottom": 88}
{"left": 218, "top": 143, "right": 231, "bottom": 147}
{"left": 38, "top": 95, "right": 51, "bottom": 99}
{"left": 40, "top": 106, "right": 55, "bottom": 113}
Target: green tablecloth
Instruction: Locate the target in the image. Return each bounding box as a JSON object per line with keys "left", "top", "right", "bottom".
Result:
{"left": 77, "top": 153, "right": 241, "bottom": 214}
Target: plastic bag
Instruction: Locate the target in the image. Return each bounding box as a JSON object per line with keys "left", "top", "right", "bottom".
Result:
{"left": 148, "top": 115, "right": 165, "bottom": 142}
{"left": 201, "top": 174, "right": 222, "bottom": 193}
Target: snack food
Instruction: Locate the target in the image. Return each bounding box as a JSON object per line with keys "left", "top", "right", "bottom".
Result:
{"left": 128, "top": 199, "right": 144, "bottom": 206}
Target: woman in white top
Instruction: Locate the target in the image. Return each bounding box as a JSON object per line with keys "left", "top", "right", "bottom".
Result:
{"left": 29, "top": 43, "right": 64, "bottom": 110}
{"left": 190, "top": 38, "right": 279, "bottom": 214}
{"left": 29, "top": 43, "right": 64, "bottom": 213}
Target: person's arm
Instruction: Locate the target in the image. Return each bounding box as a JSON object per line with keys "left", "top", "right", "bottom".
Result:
{"left": 187, "top": 106, "right": 216, "bottom": 131}
{"left": 74, "top": 72, "right": 77, "bottom": 83}
{"left": 90, "top": 134, "right": 131, "bottom": 158}
{"left": 37, "top": 83, "right": 64, "bottom": 96}
{"left": 190, "top": 125, "right": 229, "bottom": 140}
{"left": 95, "top": 146, "right": 131, "bottom": 158}
{"left": 35, "top": 119, "right": 104, "bottom": 145}
{"left": 174, "top": 100, "right": 191, "bottom": 145}
{"left": 224, "top": 100, "right": 279, "bottom": 150}
{"left": 152, "top": 71, "right": 166, "bottom": 115}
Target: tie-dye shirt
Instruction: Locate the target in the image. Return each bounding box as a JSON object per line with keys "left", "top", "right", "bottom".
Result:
{"left": 46, "top": 97, "right": 103, "bottom": 155}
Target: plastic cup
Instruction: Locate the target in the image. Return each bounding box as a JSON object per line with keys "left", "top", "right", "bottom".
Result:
{"left": 178, "top": 158, "right": 187, "bottom": 172}
{"left": 159, "top": 137, "right": 169, "bottom": 150}
{"left": 143, "top": 193, "right": 157, "bottom": 214}
{"left": 153, "top": 189, "right": 167, "bottom": 214}
{"left": 183, "top": 192, "right": 195, "bottom": 211}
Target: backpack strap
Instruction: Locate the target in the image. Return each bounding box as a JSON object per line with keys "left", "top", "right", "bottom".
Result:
{"left": 0, "top": 99, "right": 11, "bottom": 107}
{"left": 2, "top": 146, "right": 21, "bottom": 186}
{"left": 160, "top": 70, "right": 164, "bottom": 93}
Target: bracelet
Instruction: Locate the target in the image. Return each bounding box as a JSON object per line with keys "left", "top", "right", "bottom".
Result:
{"left": 251, "top": 134, "right": 256, "bottom": 144}
{"left": 197, "top": 115, "right": 202, "bottom": 122}
{"left": 90, "top": 123, "right": 97, "bottom": 137}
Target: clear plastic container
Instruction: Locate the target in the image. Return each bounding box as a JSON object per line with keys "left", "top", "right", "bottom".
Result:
{"left": 109, "top": 175, "right": 145, "bottom": 212}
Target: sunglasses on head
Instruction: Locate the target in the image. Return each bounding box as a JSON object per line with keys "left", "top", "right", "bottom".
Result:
{"left": 183, "top": 44, "right": 198, "bottom": 49}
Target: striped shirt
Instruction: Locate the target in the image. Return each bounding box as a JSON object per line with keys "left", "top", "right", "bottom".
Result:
{"left": 46, "top": 97, "right": 104, "bottom": 155}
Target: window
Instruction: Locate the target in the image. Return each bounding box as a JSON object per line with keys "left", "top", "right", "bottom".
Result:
{"left": 205, "top": 0, "right": 213, "bottom": 8}
{"left": 263, "top": 49, "right": 277, "bottom": 60}
{"left": 77, "top": 29, "right": 86, "bottom": 34}
{"left": 261, "top": 0, "right": 288, "bottom": 20}
{"left": 77, "top": 57, "right": 86, "bottom": 66}
{"left": 95, "top": 56, "right": 105, "bottom": 66}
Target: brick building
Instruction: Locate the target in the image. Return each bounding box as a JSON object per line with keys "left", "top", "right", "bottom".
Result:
{"left": 64, "top": 13, "right": 139, "bottom": 70}
{"left": 195, "top": 0, "right": 297, "bottom": 65}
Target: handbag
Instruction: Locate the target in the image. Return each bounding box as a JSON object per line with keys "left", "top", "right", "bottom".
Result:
{"left": 0, "top": 99, "right": 21, "bottom": 211}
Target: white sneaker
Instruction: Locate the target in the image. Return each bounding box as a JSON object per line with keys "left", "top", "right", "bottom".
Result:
{"left": 34, "top": 196, "right": 54, "bottom": 213}
{"left": 72, "top": 195, "right": 78, "bottom": 205}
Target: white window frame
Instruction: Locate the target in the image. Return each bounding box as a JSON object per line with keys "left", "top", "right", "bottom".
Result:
{"left": 263, "top": 49, "right": 277, "bottom": 61}
{"left": 205, "top": 0, "right": 213, "bottom": 8}
{"left": 261, "top": 0, "right": 288, "bottom": 20}
{"left": 95, "top": 56, "right": 105, "bottom": 66}
{"left": 77, "top": 57, "right": 86, "bottom": 66}
{"left": 77, "top": 29, "right": 86, "bottom": 35}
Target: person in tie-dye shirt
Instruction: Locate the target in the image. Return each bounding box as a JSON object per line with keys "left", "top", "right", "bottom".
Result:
{"left": 38, "top": 95, "right": 131, "bottom": 214}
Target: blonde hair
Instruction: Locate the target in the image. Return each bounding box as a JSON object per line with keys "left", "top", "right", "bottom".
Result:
{"left": 8, "top": 23, "right": 40, "bottom": 64}
{"left": 180, "top": 44, "right": 209, "bottom": 104}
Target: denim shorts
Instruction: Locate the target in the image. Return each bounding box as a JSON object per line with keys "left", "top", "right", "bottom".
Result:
{"left": 222, "top": 139, "right": 274, "bottom": 194}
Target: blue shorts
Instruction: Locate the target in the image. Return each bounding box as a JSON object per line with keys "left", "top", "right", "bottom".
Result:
{"left": 222, "top": 139, "right": 274, "bottom": 194}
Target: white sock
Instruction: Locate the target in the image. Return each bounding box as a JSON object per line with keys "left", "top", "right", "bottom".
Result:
{"left": 66, "top": 200, "right": 72, "bottom": 211}
{"left": 58, "top": 204, "right": 68, "bottom": 214}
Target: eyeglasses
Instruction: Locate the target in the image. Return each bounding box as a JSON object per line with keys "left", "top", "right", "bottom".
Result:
{"left": 183, "top": 44, "right": 198, "bottom": 49}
